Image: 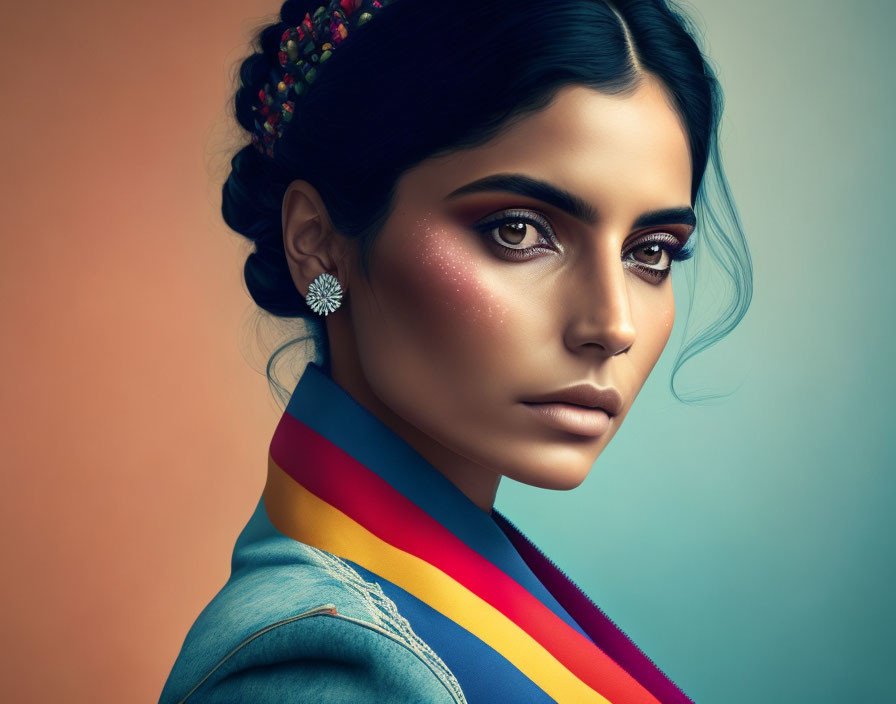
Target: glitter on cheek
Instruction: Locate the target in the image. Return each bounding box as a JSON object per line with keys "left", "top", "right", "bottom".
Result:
{"left": 409, "top": 216, "right": 510, "bottom": 327}
{"left": 661, "top": 304, "right": 674, "bottom": 329}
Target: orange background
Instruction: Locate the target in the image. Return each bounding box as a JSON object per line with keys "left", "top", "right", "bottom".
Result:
{"left": 0, "top": 2, "right": 285, "bottom": 701}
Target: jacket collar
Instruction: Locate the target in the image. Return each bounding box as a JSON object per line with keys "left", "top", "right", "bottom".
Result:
{"left": 273, "top": 362, "right": 582, "bottom": 629}
{"left": 262, "top": 362, "right": 692, "bottom": 704}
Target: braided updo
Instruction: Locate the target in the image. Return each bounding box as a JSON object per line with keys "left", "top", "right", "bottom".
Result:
{"left": 223, "top": 0, "right": 752, "bottom": 403}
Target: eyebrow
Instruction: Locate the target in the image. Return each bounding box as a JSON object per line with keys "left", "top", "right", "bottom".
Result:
{"left": 444, "top": 173, "right": 696, "bottom": 230}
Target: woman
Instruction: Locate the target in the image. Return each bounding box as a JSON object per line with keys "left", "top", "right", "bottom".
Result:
{"left": 161, "top": 0, "right": 751, "bottom": 701}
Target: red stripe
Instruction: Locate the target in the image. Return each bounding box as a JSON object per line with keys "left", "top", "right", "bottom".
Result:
{"left": 495, "top": 512, "right": 694, "bottom": 704}
{"left": 271, "top": 413, "right": 660, "bottom": 704}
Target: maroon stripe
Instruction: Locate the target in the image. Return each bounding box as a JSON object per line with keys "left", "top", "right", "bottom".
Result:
{"left": 492, "top": 511, "right": 694, "bottom": 704}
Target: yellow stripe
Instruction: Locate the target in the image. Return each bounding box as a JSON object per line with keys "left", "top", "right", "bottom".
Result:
{"left": 264, "top": 458, "right": 611, "bottom": 704}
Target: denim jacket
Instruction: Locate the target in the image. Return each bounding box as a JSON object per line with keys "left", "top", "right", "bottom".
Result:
{"left": 160, "top": 363, "right": 693, "bottom": 703}
{"left": 159, "top": 497, "right": 464, "bottom": 703}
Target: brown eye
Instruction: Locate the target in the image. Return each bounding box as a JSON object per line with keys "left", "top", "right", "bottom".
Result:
{"left": 472, "top": 209, "right": 558, "bottom": 257}
{"left": 623, "top": 231, "right": 694, "bottom": 284}
{"left": 497, "top": 221, "right": 529, "bottom": 246}
{"left": 631, "top": 243, "right": 669, "bottom": 268}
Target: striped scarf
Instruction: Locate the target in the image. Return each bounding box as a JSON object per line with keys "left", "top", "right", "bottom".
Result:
{"left": 263, "top": 362, "right": 693, "bottom": 703}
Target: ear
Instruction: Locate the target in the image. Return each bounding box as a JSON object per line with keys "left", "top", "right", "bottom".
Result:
{"left": 281, "top": 180, "right": 354, "bottom": 299}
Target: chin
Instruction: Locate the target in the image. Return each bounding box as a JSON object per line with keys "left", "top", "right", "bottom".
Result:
{"left": 502, "top": 444, "right": 601, "bottom": 491}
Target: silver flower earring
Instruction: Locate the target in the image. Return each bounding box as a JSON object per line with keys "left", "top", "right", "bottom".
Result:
{"left": 305, "top": 272, "right": 343, "bottom": 316}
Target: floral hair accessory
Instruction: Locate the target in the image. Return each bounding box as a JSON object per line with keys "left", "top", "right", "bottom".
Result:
{"left": 251, "top": 0, "right": 395, "bottom": 158}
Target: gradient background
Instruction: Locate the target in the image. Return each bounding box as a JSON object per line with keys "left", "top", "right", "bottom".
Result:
{"left": 1, "top": 1, "right": 893, "bottom": 702}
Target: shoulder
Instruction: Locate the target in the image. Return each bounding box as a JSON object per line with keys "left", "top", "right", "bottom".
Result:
{"left": 160, "top": 536, "right": 464, "bottom": 704}
{"left": 169, "top": 606, "right": 461, "bottom": 703}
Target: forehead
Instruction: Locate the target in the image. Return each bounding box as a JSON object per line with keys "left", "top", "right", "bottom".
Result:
{"left": 400, "top": 76, "right": 693, "bottom": 218}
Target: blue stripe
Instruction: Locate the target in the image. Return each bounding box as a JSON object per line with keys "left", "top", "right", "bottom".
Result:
{"left": 286, "top": 362, "right": 592, "bottom": 643}
{"left": 346, "top": 559, "right": 558, "bottom": 704}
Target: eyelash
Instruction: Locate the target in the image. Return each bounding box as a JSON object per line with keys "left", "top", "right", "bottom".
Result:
{"left": 472, "top": 208, "right": 695, "bottom": 282}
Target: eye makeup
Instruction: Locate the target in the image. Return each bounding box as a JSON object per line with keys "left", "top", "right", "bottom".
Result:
{"left": 471, "top": 208, "right": 561, "bottom": 261}
{"left": 470, "top": 206, "right": 695, "bottom": 280}
{"left": 623, "top": 231, "right": 695, "bottom": 283}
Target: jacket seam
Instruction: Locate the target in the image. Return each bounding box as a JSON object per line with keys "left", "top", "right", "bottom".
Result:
{"left": 177, "top": 603, "right": 333, "bottom": 704}
{"left": 300, "top": 543, "right": 467, "bottom": 703}
{"left": 179, "top": 610, "right": 465, "bottom": 704}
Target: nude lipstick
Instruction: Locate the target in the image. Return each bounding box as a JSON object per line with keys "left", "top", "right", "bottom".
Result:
{"left": 521, "top": 383, "right": 623, "bottom": 437}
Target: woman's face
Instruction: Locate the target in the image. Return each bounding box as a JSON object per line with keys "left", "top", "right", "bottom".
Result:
{"left": 335, "top": 77, "right": 694, "bottom": 510}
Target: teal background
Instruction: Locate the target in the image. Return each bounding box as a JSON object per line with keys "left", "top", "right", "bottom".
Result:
{"left": 496, "top": 1, "right": 896, "bottom": 701}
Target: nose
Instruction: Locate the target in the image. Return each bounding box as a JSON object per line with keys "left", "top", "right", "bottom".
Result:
{"left": 562, "top": 253, "right": 636, "bottom": 357}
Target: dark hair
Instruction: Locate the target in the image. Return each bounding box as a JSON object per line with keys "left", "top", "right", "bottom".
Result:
{"left": 223, "top": 0, "right": 753, "bottom": 404}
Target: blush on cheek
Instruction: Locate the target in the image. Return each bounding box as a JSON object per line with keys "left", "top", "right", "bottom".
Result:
{"left": 400, "top": 217, "right": 508, "bottom": 328}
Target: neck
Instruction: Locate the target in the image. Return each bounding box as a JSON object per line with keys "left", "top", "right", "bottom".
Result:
{"left": 327, "top": 314, "right": 502, "bottom": 513}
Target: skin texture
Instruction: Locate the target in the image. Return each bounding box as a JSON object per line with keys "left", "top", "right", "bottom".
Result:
{"left": 281, "top": 76, "right": 694, "bottom": 513}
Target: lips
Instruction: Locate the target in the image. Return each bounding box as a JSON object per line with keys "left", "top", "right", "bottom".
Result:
{"left": 521, "top": 402, "right": 612, "bottom": 437}
{"left": 520, "top": 384, "right": 623, "bottom": 438}
{"left": 521, "top": 383, "right": 623, "bottom": 417}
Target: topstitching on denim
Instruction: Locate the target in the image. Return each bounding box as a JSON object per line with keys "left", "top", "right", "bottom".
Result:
{"left": 302, "top": 543, "right": 468, "bottom": 704}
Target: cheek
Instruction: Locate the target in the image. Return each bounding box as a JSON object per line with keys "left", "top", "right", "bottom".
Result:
{"left": 632, "top": 286, "right": 675, "bottom": 365}
{"left": 355, "top": 216, "right": 523, "bottom": 418}
{"left": 378, "top": 216, "right": 510, "bottom": 335}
